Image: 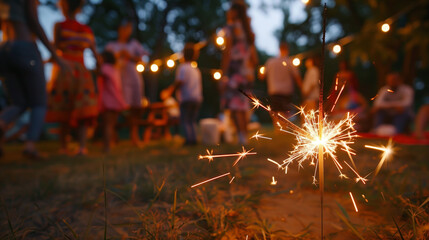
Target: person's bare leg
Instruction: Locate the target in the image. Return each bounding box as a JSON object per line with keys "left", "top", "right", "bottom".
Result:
{"left": 415, "top": 105, "right": 429, "bottom": 139}
{"left": 130, "top": 108, "right": 141, "bottom": 146}
{"left": 103, "top": 112, "right": 110, "bottom": 152}
{"left": 59, "top": 122, "right": 69, "bottom": 153}
{"left": 78, "top": 121, "right": 88, "bottom": 155}
{"left": 231, "top": 110, "right": 248, "bottom": 145}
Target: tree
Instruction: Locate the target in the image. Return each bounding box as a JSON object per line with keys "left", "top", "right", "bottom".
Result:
{"left": 273, "top": 0, "right": 429, "bottom": 88}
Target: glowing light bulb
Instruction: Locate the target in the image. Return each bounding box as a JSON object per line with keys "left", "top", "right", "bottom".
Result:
{"left": 166, "top": 59, "right": 175, "bottom": 68}
{"left": 216, "top": 36, "right": 225, "bottom": 46}
{"left": 301, "top": 0, "right": 309, "bottom": 4}
{"left": 292, "top": 58, "right": 301, "bottom": 66}
{"left": 259, "top": 66, "right": 265, "bottom": 75}
{"left": 213, "top": 71, "right": 222, "bottom": 80}
{"left": 191, "top": 61, "right": 198, "bottom": 68}
{"left": 333, "top": 44, "right": 341, "bottom": 54}
{"left": 381, "top": 23, "right": 390, "bottom": 33}
{"left": 136, "top": 63, "right": 144, "bottom": 72}
{"left": 150, "top": 63, "right": 159, "bottom": 72}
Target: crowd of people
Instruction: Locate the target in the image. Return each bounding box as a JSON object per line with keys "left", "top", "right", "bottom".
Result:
{"left": 0, "top": 0, "right": 427, "bottom": 159}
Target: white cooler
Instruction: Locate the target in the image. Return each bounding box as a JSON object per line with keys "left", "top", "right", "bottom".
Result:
{"left": 200, "top": 118, "right": 221, "bottom": 145}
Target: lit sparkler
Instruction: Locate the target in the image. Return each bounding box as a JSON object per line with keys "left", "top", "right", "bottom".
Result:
{"left": 191, "top": 172, "right": 231, "bottom": 188}
{"left": 264, "top": 109, "right": 358, "bottom": 182}
{"left": 365, "top": 138, "right": 394, "bottom": 178}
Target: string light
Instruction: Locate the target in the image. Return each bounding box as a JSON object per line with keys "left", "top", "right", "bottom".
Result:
{"left": 292, "top": 58, "right": 301, "bottom": 66}
{"left": 150, "top": 63, "right": 159, "bottom": 72}
{"left": 381, "top": 23, "right": 390, "bottom": 33}
{"left": 259, "top": 66, "right": 265, "bottom": 75}
{"left": 213, "top": 71, "right": 222, "bottom": 80}
{"left": 216, "top": 36, "right": 225, "bottom": 46}
{"left": 166, "top": 59, "right": 175, "bottom": 68}
{"left": 136, "top": 63, "right": 144, "bottom": 72}
{"left": 191, "top": 61, "right": 198, "bottom": 68}
{"left": 333, "top": 44, "right": 342, "bottom": 54}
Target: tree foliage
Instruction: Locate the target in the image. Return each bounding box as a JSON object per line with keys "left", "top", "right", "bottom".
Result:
{"left": 274, "top": 0, "right": 429, "bottom": 85}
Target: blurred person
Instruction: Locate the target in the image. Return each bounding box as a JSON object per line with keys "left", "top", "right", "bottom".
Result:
{"left": 373, "top": 72, "right": 414, "bottom": 134}
{"left": 414, "top": 90, "right": 429, "bottom": 139}
{"left": 46, "top": 0, "right": 99, "bottom": 155}
{"left": 220, "top": 2, "right": 255, "bottom": 145}
{"left": 302, "top": 57, "right": 320, "bottom": 111}
{"left": 106, "top": 20, "right": 148, "bottom": 147}
{"left": 328, "top": 60, "right": 359, "bottom": 107}
{"left": 263, "top": 42, "right": 302, "bottom": 118}
{"left": 97, "top": 51, "right": 127, "bottom": 152}
{"left": 0, "top": 0, "right": 68, "bottom": 158}
{"left": 415, "top": 104, "right": 429, "bottom": 139}
{"left": 161, "top": 43, "right": 202, "bottom": 145}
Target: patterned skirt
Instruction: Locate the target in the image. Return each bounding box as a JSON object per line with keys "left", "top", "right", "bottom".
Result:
{"left": 46, "top": 61, "right": 98, "bottom": 126}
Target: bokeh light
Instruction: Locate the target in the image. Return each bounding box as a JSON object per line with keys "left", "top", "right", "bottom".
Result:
{"left": 150, "top": 63, "right": 159, "bottom": 72}
{"left": 213, "top": 71, "right": 222, "bottom": 80}
{"left": 136, "top": 63, "right": 145, "bottom": 72}
{"left": 259, "top": 66, "right": 265, "bottom": 75}
{"left": 216, "top": 36, "right": 225, "bottom": 46}
{"left": 333, "top": 44, "right": 342, "bottom": 54}
{"left": 381, "top": 23, "right": 390, "bottom": 33}
{"left": 292, "top": 58, "right": 301, "bottom": 66}
{"left": 167, "top": 59, "right": 175, "bottom": 68}
{"left": 191, "top": 61, "right": 198, "bottom": 68}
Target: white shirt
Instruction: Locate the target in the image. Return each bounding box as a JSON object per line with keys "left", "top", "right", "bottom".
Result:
{"left": 374, "top": 84, "right": 414, "bottom": 109}
{"left": 265, "top": 56, "right": 300, "bottom": 95}
{"left": 175, "top": 62, "right": 203, "bottom": 103}
{"left": 302, "top": 66, "right": 320, "bottom": 101}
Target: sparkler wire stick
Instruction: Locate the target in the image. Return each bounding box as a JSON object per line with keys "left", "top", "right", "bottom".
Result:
{"left": 319, "top": 4, "right": 327, "bottom": 239}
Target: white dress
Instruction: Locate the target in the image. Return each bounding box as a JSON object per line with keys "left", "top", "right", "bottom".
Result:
{"left": 106, "top": 39, "right": 147, "bottom": 107}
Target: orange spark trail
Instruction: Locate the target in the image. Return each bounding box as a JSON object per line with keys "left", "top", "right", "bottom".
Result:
{"left": 349, "top": 192, "right": 359, "bottom": 212}
{"left": 191, "top": 172, "right": 231, "bottom": 188}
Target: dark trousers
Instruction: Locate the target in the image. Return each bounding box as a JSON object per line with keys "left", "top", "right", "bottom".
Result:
{"left": 374, "top": 109, "right": 411, "bottom": 134}
{"left": 180, "top": 101, "right": 200, "bottom": 144}
{"left": 0, "top": 41, "right": 47, "bottom": 141}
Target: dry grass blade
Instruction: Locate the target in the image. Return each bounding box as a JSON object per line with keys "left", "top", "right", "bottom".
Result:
{"left": 1, "top": 198, "right": 16, "bottom": 240}
{"left": 392, "top": 216, "right": 405, "bottom": 240}
{"left": 335, "top": 203, "right": 364, "bottom": 240}
{"left": 62, "top": 219, "right": 79, "bottom": 239}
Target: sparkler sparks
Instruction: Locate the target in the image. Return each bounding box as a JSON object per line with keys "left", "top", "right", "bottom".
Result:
{"left": 229, "top": 176, "right": 235, "bottom": 184}
{"left": 266, "top": 109, "right": 358, "bottom": 182}
{"left": 365, "top": 138, "right": 394, "bottom": 178}
{"left": 270, "top": 176, "right": 277, "bottom": 185}
{"left": 199, "top": 147, "right": 257, "bottom": 166}
{"left": 191, "top": 172, "right": 231, "bottom": 188}
{"left": 349, "top": 192, "right": 359, "bottom": 212}
{"left": 251, "top": 131, "right": 272, "bottom": 141}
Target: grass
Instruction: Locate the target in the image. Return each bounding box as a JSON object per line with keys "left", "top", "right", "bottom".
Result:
{"left": 0, "top": 127, "right": 428, "bottom": 239}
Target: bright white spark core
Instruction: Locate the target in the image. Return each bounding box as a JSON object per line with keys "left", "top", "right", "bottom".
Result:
{"left": 349, "top": 192, "right": 359, "bottom": 212}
